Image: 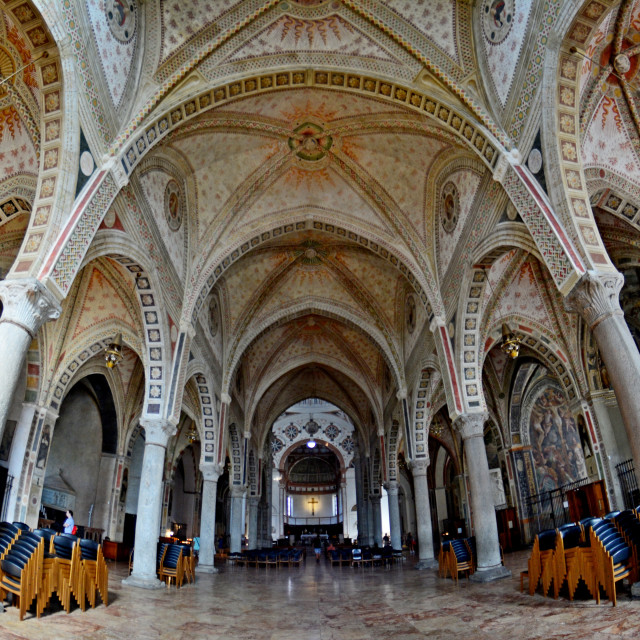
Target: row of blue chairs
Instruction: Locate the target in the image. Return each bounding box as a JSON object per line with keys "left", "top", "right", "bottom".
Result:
{"left": 329, "top": 546, "right": 402, "bottom": 567}
{"left": 228, "top": 548, "right": 303, "bottom": 568}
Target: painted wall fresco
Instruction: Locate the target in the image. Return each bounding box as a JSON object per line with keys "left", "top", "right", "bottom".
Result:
{"left": 527, "top": 381, "right": 587, "bottom": 492}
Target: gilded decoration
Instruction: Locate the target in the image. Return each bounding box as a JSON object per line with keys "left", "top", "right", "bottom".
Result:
{"left": 288, "top": 121, "right": 333, "bottom": 163}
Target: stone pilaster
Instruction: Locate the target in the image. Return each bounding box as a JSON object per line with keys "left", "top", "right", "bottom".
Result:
{"left": 247, "top": 497, "right": 259, "bottom": 550}
{"left": 124, "top": 419, "right": 176, "bottom": 589}
{"left": 386, "top": 480, "right": 402, "bottom": 551}
{"left": 566, "top": 271, "right": 640, "bottom": 489}
{"left": 410, "top": 458, "right": 437, "bottom": 569}
{"left": 370, "top": 494, "right": 383, "bottom": 546}
{"left": 455, "top": 413, "right": 510, "bottom": 582}
{"left": 0, "top": 279, "right": 60, "bottom": 436}
{"left": 196, "top": 463, "right": 223, "bottom": 574}
{"left": 229, "top": 485, "right": 246, "bottom": 554}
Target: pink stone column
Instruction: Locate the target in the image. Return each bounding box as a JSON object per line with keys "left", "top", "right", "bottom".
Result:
{"left": 0, "top": 279, "right": 60, "bottom": 437}
{"left": 455, "top": 413, "right": 510, "bottom": 582}
{"left": 566, "top": 272, "right": 640, "bottom": 488}
{"left": 124, "top": 419, "right": 175, "bottom": 589}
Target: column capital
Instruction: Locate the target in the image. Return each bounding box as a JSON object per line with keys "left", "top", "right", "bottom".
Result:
{"left": 565, "top": 271, "right": 624, "bottom": 330}
{"left": 220, "top": 392, "right": 232, "bottom": 404}
{"left": 369, "top": 493, "right": 381, "bottom": 504}
{"left": 454, "top": 412, "right": 487, "bottom": 440}
{"left": 200, "top": 463, "right": 224, "bottom": 482}
{"left": 248, "top": 496, "right": 260, "bottom": 507}
{"left": 140, "top": 418, "right": 176, "bottom": 446}
{"left": 230, "top": 485, "right": 246, "bottom": 499}
{"left": 409, "top": 458, "right": 429, "bottom": 475}
{"left": 0, "top": 278, "right": 61, "bottom": 338}
{"left": 384, "top": 480, "right": 399, "bottom": 496}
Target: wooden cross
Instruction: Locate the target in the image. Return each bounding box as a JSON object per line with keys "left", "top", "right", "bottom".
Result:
{"left": 308, "top": 497, "right": 319, "bottom": 515}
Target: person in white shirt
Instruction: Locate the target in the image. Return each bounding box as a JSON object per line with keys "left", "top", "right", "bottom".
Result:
{"left": 63, "top": 509, "right": 74, "bottom": 534}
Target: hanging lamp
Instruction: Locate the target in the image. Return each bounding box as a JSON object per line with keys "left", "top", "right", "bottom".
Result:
{"left": 104, "top": 333, "right": 123, "bottom": 368}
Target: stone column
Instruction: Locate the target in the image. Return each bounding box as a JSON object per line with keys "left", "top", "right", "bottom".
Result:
{"left": 229, "top": 486, "right": 246, "bottom": 554}
{"left": 566, "top": 272, "right": 640, "bottom": 487}
{"left": 370, "top": 494, "right": 383, "bottom": 546}
{"left": 277, "top": 479, "right": 286, "bottom": 540}
{"left": 124, "top": 419, "right": 175, "bottom": 589}
{"left": 247, "top": 497, "right": 259, "bottom": 550}
{"left": 386, "top": 481, "right": 402, "bottom": 551}
{"left": 366, "top": 497, "right": 375, "bottom": 546}
{"left": 455, "top": 413, "right": 511, "bottom": 582}
{"left": 0, "top": 279, "right": 60, "bottom": 437}
{"left": 340, "top": 481, "right": 347, "bottom": 537}
{"left": 410, "top": 459, "right": 437, "bottom": 569}
{"left": 196, "top": 464, "right": 222, "bottom": 574}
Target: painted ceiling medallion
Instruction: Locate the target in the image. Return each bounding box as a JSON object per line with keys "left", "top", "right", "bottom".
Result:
{"left": 288, "top": 122, "right": 333, "bottom": 162}
{"left": 482, "top": 0, "right": 514, "bottom": 45}
{"left": 294, "top": 239, "right": 327, "bottom": 266}
{"left": 164, "top": 179, "right": 183, "bottom": 231}
{"left": 209, "top": 296, "right": 220, "bottom": 337}
{"left": 105, "top": 0, "right": 137, "bottom": 44}
{"left": 441, "top": 181, "right": 460, "bottom": 234}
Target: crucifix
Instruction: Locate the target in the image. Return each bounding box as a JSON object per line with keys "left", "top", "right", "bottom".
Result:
{"left": 308, "top": 497, "right": 319, "bottom": 516}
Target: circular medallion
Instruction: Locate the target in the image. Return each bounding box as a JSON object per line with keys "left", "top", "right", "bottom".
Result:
{"left": 506, "top": 201, "right": 518, "bottom": 221}
{"left": 103, "top": 209, "right": 116, "bottom": 228}
{"left": 441, "top": 181, "right": 460, "bottom": 233}
{"left": 482, "top": 0, "right": 514, "bottom": 45}
{"left": 527, "top": 148, "right": 543, "bottom": 174}
{"left": 405, "top": 294, "right": 416, "bottom": 334}
{"left": 80, "top": 150, "right": 95, "bottom": 177}
{"left": 164, "top": 179, "right": 183, "bottom": 231}
{"left": 105, "top": 0, "right": 137, "bottom": 44}
{"left": 209, "top": 296, "right": 219, "bottom": 337}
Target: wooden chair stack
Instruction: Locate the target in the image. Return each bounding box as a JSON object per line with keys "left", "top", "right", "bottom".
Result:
{"left": 527, "top": 529, "right": 556, "bottom": 596}
{"left": 439, "top": 538, "right": 475, "bottom": 583}
{"left": 158, "top": 543, "right": 184, "bottom": 588}
{"left": 526, "top": 511, "right": 640, "bottom": 605}
{"left": 0, "top": 529, "right": 45, "bottom": 620}
{"left": 0, "top": 522, "right": 110, "bottom": 619}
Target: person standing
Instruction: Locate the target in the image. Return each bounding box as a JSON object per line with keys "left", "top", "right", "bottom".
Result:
{"left": 312, "top": 534, "right": 322, "bottom": 563}
{"left": 63, "top": 509, "right": 75, "bottom": 534}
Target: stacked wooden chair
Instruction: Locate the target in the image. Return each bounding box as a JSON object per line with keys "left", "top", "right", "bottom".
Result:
{"left": 0, "top": 529, "right": 45, "bottom": 620}
{"left": 526, "top": 510, "right": 640, "bottom": 605}
{"left": 527, "top": 529, "right": 556, "bottom": 596}
{"left": 79, "top": 539, "right": 109, "bottom": 609}
{"left": 158, "top": 543, "right": 184, "bottom": 588}
{"left": 179, "top": 543, "right": 195, "bottom": 584}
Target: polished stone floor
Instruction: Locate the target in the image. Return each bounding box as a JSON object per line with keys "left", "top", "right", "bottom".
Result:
{"left": 0, "top": 551, "right": 639, "bottom": 639}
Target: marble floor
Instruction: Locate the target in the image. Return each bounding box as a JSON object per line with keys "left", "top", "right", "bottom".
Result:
{"left": 0, "top": 551, "right": 639, "bottom": 639}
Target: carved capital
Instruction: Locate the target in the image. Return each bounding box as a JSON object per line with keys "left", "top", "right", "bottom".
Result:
{"left": 0, "top": 278, "right": 61, "bottom": 337}
{"left": 492, "top": 153, "right": 511, "bottom": 185}
{"left": 201, "top": 463, "right": 224, "bottom": 482}
{"left": 565, "top": 271, "right": 624, "bottom": 330}
{"left": 140, "top": 418, "right": 176, "bottom": 446}
{"left": 230, "top": 485, "right": 246, "bottom": 499}
{"left": 409, "top": 458, "right": 429, "bottom": 476}
{"left": 220, "top": 393, "right": 232, "bottom": 404}
{"left": 384, "top": 480, "right": 399, "bottom": 496}
{"left": 454, "top": 412, "right": 487, "bottom": 440}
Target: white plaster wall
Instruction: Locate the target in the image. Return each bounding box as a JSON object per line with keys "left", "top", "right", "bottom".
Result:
{"left": 45, "top": 386, "right": 102, "bottom": 527}
{"left": 292, "top": 492, "right": 334, "bottom": 518}
{"left": 92, "top": 453, "right": 116, "bottom": 533}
